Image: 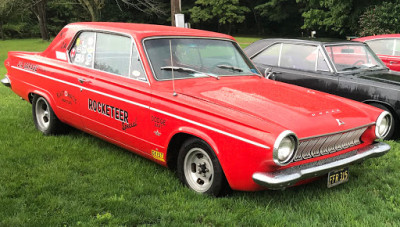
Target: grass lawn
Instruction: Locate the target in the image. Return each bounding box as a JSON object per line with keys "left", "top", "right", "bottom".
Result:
{"left": 0, "top": 38, "right": 400, "bottom": 226}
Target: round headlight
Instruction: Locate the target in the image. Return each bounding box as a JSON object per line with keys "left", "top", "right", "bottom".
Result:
{"left": 375, "top": 111, "right": 392, "bottom": 139}
{"left": 273, "top": 130, "right": 299, "bottom": 166}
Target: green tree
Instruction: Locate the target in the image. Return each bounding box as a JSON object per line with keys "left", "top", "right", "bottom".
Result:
{"left": 254, "top": 0, "right": 304, "bottom": 35}
{"left": 189, "top": 0, "right": 250, "bottom": 34}
{"left": 0, "top": 0, "right": 16, "bottom": 40}
{"left": 359, "top": 2, "right": 400, "bottom": 36}
{"left": 298, "top": 0, "right": 378, "bottom": 36}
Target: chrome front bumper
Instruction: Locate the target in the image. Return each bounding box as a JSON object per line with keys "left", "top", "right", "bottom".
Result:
{"left": 253, "top": 142, "right": 390, "bottom": 190}
{"left": 1, "top": 76, "right": 11, "bottom": 87}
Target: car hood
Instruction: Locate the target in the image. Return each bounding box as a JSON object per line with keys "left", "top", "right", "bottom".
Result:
{"left": 357, "top": 70, "right": 400, "bottom": 87}
{"left": 177, "top": 77, "right": 378, "bottom": 138}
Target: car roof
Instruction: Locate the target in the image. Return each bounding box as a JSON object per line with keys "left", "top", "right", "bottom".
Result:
{"left": 354, "top": 34, "right": 400, "bottom": 42}
{"left": 244, "top": 38, "right": 360, "bottom": 58}
{"left": 66, "top": 22, "right": 234, "bottom": 41}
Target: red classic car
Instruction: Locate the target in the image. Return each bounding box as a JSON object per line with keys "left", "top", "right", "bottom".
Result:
{"left": 1, "top": 22, "right": 392, "bottom": 196}
{"left": 354, "top": 34, "right": 400, "bottom": 71}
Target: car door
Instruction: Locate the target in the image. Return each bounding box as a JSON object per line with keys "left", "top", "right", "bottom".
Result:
{"left": 252, "top": 42, "right": 339, "bottom": 94}
{"left": 69, "top": 31, "right": 153, "bottom": 154}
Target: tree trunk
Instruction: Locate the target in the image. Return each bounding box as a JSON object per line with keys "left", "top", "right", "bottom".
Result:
{"left": 0, "top": 21, "right": 4, "bottom": 40}
{"left": 32, "top": 0, "right": 49, "bottom": 40}
{"left": 77, "top": 0, "right": 103, "bottom": 22}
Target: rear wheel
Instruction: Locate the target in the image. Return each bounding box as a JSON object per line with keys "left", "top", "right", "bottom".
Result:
{"left": 32, "top": 95, "right": 64, "bottom": 135}
{"left": 177, "top": 138, "right": 229, "bottom": 196}
{"left": 369, "top": 103, "right": 397, "bottom": 139}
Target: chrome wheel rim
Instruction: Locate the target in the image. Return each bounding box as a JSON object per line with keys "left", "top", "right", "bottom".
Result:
{"left": 35, "top": 97, "right": 50, "bottom": 130}
{"left": 183, "top": 147, "right": 214, "bottom": 193}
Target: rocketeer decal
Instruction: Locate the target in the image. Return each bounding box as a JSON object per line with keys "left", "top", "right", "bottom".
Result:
{"left": 88, "top": 99, "right": 136, "bottom": 131}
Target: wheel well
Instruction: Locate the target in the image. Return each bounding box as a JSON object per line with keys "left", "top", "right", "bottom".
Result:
{"left": 364, "top": 101, "right": 398, "bottom": 120}
{"left": 28, "top": 93, "right": 35, "bottom": 103}
{"left": 166, "top": 133, "right": 195, "bottom": 170}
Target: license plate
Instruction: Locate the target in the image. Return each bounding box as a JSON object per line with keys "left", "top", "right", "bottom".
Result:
{"left": 327, "top": 167, "right": 349, "bottom": 188}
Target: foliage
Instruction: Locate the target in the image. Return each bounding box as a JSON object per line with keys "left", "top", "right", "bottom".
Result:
{"left": 1, "top": 39, "right": 400, "bottom": 225}
{"left": 358, "top": 2, "right": 400, "bottom": 36}
{"left": 255, "top": 0, "right": 298, "bottom": 22}
{"left": 189, "top": 0, "right": 250, "bottom": 33}
{"left": 297, "top": 0, "right": 379, "bottom": 36}
{"left": 298, "top": 0, "right": 354, "bottom": 35}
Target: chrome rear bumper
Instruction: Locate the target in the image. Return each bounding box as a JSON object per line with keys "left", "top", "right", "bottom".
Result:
{"left": 1, "top": 76, "right": 11, "bottom": 87}
{"left": 253, "top": 142, "right": 390, "bottom": 189}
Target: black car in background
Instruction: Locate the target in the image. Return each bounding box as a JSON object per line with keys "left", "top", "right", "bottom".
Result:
{"left": 245, "top": 39, "right": 399, "bottom": 139}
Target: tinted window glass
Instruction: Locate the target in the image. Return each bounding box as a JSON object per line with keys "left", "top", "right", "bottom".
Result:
{"left": 280, "top": 44, "right": 317, "bottom": 71}
{"left": 394, "top": 39, "right": 400, "bottom": 56}
{"left": 325, "top": 44, "right": 384, "bottom": 72}
{"left": 252, "top": 43, "right": 280, "bottom": 66}
{"left": 366, "top": 39, "right": 394, "bottom": 55}
{"left": 70, "top": 32, "right": 95, "bottom": 67}
{"left": 145, "top": 38, "right": 258, "bottom": 80}
{"left": 94, "top": 33, "right": 131, "bottom": 76}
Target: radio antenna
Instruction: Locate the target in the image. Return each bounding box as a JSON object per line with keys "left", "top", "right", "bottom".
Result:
{"left": 169, "top": 40, "right": 177, "bottom": 96}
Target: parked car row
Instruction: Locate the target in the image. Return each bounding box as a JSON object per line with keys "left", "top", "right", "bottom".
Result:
{"left": 245, "top": 38, "right": 400, "bottom": 140}
{"left": 1, "top": 23, "right": 394, "bottom": 196}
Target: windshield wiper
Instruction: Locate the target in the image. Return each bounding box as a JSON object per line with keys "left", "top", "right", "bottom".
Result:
{"left": 217, "top": 64, "right": 243, "bottom": 72}
{"left": 161, "top": 66, "right": 219, "bottom": 79}
{"left": 341, "top": 66, "right": 360, "bottom": 71}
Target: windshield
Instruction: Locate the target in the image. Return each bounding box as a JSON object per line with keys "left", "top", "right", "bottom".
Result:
{"left": 144, "top": 38, "right": 259, "bottom": 80}
{"left": 324, "top": 44, "right": 386, "bottom": 72}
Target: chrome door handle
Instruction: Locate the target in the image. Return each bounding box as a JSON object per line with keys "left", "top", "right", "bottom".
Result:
{"left": 390, "top": 61, "right": 398, "bottom": 65}
{"left": 78, "top": 78, "right": 91, "bottom": 84}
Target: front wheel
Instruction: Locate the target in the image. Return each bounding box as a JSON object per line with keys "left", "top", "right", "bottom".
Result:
{"left": 177, "top": 138, "right": 229, "bottom": 196}
{"left": 32, "top": 95, "right": 64, "bottom": 135}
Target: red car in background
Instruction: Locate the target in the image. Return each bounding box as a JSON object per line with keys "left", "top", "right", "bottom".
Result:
{"left": 1, "top": 23, "right": 392, "bottom": 195}
{"left": 354, "top": 34, "right": 400, "bottom": 71}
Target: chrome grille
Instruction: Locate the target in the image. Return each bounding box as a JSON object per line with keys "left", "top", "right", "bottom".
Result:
{"left": 293, "top": 127, "right": 367, "bottom": 162}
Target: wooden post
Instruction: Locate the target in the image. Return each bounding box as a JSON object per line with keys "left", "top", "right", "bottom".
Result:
{"left": 171, "top": 0, "right": 181, "bottom": 26}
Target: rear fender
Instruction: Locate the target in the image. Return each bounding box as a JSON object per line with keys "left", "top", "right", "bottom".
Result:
{"left": 28, "top": 90, "right": 60, "bottom": 117}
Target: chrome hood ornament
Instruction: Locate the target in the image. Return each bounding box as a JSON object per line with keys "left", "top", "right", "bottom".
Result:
{"left": 336, "top": 119, "right": 345, "bottom": 126}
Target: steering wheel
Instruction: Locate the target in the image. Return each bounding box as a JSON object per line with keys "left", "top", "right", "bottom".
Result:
{"left": 352, "top": 60, "right": 365, "bottom": 66}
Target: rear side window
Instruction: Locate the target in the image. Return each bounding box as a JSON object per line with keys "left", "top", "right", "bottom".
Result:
{"left": 94, "top": 33, "right": 131, "bottom": 77}
{"left": 280, "top": 43, "right": 318, "bottom": 71}
{"left": 69, "top": 31, "right": 147, "bottom": 81}
{"left": 70, "top": 32, "right": 95, "bottom": 67}
{"left": 366, "top": 39, "right": 394, "bottom": 55}
{"left": 252, "top": 43, "right": 280, "bottom": 66}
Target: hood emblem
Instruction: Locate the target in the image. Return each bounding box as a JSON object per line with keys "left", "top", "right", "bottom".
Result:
{"left": 336, "top": 119, "right": 345, "bottom": 126}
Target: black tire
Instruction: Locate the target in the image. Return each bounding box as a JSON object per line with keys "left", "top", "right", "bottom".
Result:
{"left": 369, "top": 103, "right": 397, "bottom": 140}
{"left": 177, "top": 138, "right": 230, "bottom": 196}
{"left": 32, "top": 95, "right": 64, "bottom": 135}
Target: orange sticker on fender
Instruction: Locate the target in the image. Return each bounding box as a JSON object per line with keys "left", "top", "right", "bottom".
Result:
{"left": 152, "top": 150, "right": 165, "bottom": 162}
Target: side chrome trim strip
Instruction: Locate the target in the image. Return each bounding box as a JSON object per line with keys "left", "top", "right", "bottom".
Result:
{"left": 253, "top": 142, "right": 390, "bottom": 189}
{"left": 12, "top": 66, "right": 271, "bottom": 150}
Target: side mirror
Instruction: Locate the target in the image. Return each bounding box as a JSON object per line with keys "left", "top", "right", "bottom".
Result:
{"left": 264, "top": 67, "right": 275, "bottom": 80}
